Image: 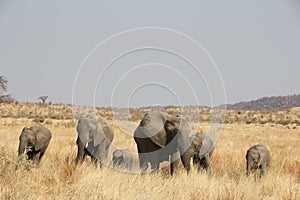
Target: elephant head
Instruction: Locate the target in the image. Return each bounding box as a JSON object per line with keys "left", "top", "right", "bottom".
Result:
{"left": 112, "top": 149, "right": 124, "bottom": 167}
{"left": 188, "top": 132, "right": 206, "bottom": 155}
{"left": 18, "top": 127, "right": 36, "bottom": 156}
{"left": 194, "top": 133, "right": 214, "bottom": 159}
{"left": 76, "top": 117, "right": 106, "bottom": 148}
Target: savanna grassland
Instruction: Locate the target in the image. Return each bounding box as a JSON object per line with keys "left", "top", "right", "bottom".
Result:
{"left": 0, "top": 103, "right": 299, "bottom": 200}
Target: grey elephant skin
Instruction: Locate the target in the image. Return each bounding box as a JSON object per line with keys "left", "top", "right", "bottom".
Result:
{"left": 75, "top": 114, "right": 114, "bottom": 165}
{"left": 246, "top": 144, "right": 271, "bottom": 177}
{"left": 192, "top": 132, "right": 215, "bottom": 172}
{"left": 134, "top": 111, "right": 196, "bottom": 175}
{"left": 18, "top": 125, "right": 52, "bottom": 165}
{"left": 112, "top": 149, "right": 133, "bottom": 171}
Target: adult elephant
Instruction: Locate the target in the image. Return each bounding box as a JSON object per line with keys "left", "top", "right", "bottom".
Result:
{"left": 18, "top": 125, "right": 52, "bottom": 165}
{"left": 75, "top": 114, "right": 114, "bottom": 165}
{"left": 134, "top": 111, "right": 198, "bottom": 175}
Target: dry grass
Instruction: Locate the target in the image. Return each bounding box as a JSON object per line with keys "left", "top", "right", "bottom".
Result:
{"left": 0, "top": 110, "right": 300, "bottom": 199}
{"left": 1, "top": 102, "right": 300, "bottom": 126}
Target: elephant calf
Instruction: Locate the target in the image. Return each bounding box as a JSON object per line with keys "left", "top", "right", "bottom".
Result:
{"left": 246, "top": 144, "right": 271, "bottom": 177}
{"left": 191, "top": 132, "right": 215, "bottom": 173}
{"left": 18, "top": 125, "right": 52, "bottom": 165}
{"left": 112, "top": 149, "right": 133, "bottom": 171}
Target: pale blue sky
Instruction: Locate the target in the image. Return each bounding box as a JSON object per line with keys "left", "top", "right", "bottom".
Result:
{"left": 1, "top": 0, "right": 299, "bottom": 107}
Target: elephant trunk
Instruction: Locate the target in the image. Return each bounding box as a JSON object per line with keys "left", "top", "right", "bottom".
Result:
{"left": 246, "top": 158, "right": 252, "bottom": 176}
{"left": 75, "top": 138, "right": 85, "bottom": 164}
{"left": 18, "top": 140, "right": 26, "bottom": 156}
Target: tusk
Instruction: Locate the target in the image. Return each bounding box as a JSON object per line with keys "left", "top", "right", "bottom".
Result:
{"left": 85, "top": 142, "right": 88, "bottom": 148}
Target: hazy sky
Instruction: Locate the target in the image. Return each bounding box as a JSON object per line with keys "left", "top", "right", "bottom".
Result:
{"left": 1, "top": 0, "right": 299, "bottom": 107}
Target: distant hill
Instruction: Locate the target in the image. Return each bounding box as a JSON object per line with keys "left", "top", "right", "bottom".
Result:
{"left": 222, "top": 94, "right": 300, "bottom": 110}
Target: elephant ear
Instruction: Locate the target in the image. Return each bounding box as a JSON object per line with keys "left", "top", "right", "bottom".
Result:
{"left": 198, "top": 136, "right": 214, "bottom": 159}
{"left": 165, "top": 115, "right": 191, "bottom": 154}
{"left": 93, "top": 124, "right": 106, "bottom": 146}
{"left": 257, "top": 152, "right": 263, "bottom": 166}
{"left": 165, "top": 120, "right": 177, "bottom": 133}
{"left": 165, "top": 114, "right": 180, "bottom": 129}
{"left": 142, "top": 112, "right": 167, "bottom": 148}
{"left": 165, "top": 115, "right": 190, "bottom": 136}
{"left": 20, "top": 127, "right": 30, "bottom": 139}
{"left": 33, "top": 126, "right": 51, "bottom": 151}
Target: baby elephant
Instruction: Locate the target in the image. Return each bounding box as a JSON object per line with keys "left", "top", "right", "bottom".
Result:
{"left": 112, "top": 149, "right": 133, "bottom": 171}
{"left": 18, "top": 125, "right": 52, "bottom": 165}
{"left": 246, "top": 144, "right": 271, "bottom": 177}
{"left": 192, "top": 132, "right": 215, "bottom": 173}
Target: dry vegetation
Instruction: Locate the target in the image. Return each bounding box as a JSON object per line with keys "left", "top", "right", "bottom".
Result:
{"left": 1, "top": 103, "right": 300, "bottom": 126}
{"left": 0, "top": 103, "right": 299, "bottom": 199}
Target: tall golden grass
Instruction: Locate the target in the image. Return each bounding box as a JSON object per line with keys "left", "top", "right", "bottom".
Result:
{"left": 0, "top": 114, "right": 299, "bottom": 199}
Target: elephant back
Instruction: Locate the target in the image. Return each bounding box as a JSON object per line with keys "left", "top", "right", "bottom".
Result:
{"left": 29, "top": 125, "right": 52, "bottom": 151}
{"left": 98, "top": 116, "right": 114, "bottom": 144}
{"left": 75, "top": 113, "right": 114, "bottom": 141}
{"left": 30, "top": 125, "right": 52, "bottom": 139}
{"left": 136, "top": 111, "right": 190, "bottom": 149}
{"left": 247, "top": 144, "right": 268, "bottom": 156}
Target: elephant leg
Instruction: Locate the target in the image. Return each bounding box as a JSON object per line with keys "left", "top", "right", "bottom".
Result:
{"left": 180, "top": 154, "right": 192, "bottom": 174}
{"left": 32, "top": 151, "right": 41, "bottom": 165}
{"left": 170, "top": 153, "right": 180, "bottom": 175}
{"left": 38, "top": 148, "right": 47, "bottom": 161}
{"left": 198, "top": 159, "right": 204, "bottom": 172}
{"left": 138, "top": 154, "right": 148, "bottom": 172}
{"left": 75, "top": 139, "right": 86, "bottom": 165}
{"left": 97, "top": 143, "right": 107, "bottom": 166}
{"left": 150, "top": 159, "right": 160, "bottom": 172}
{"left": 90, "top": 156, "right": 99, "bottom": 167}
{"left": 128, "top": 158, "right": 133, "bottom": 171}
{"left": 75, "top": 150, "right": 87, "bottom": 165}
{"left": 260, "top": 163, "right": 267, "bottom": 177}
{"left": 246, "top": 161, "right": 252, "bottom": 177}
{"left": 192, "top": 154, "right": 202, "bottom": 172}
{"left": 204, "top": 155, "right": 211, "bottom": 173}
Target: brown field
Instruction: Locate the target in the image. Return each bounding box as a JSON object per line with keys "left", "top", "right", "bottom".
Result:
{"left": 0, "top": 104, "right": 299, "bottom": 200}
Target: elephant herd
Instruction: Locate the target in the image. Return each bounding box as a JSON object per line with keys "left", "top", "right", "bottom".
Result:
{"left": 17, "top": 111, "right": 271, "bottom": 177}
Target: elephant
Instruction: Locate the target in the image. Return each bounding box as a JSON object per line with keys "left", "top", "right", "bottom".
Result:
{"left": 112, "top": 149, "right": 134, "bottom": 171}
{"left": 18, "top": 125, "right": 52, "bottom": 165}
{"left": 134, "top": 111, "right": 197, "bottom": 175}
{"left": 246, "top": 144, "right": 271, "bottom": 177}
{"left": 191, "top": 132, "right": 215, "bottom": 173}
{"left": 75, "top": 114, "right": 114, "bottom": 165}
